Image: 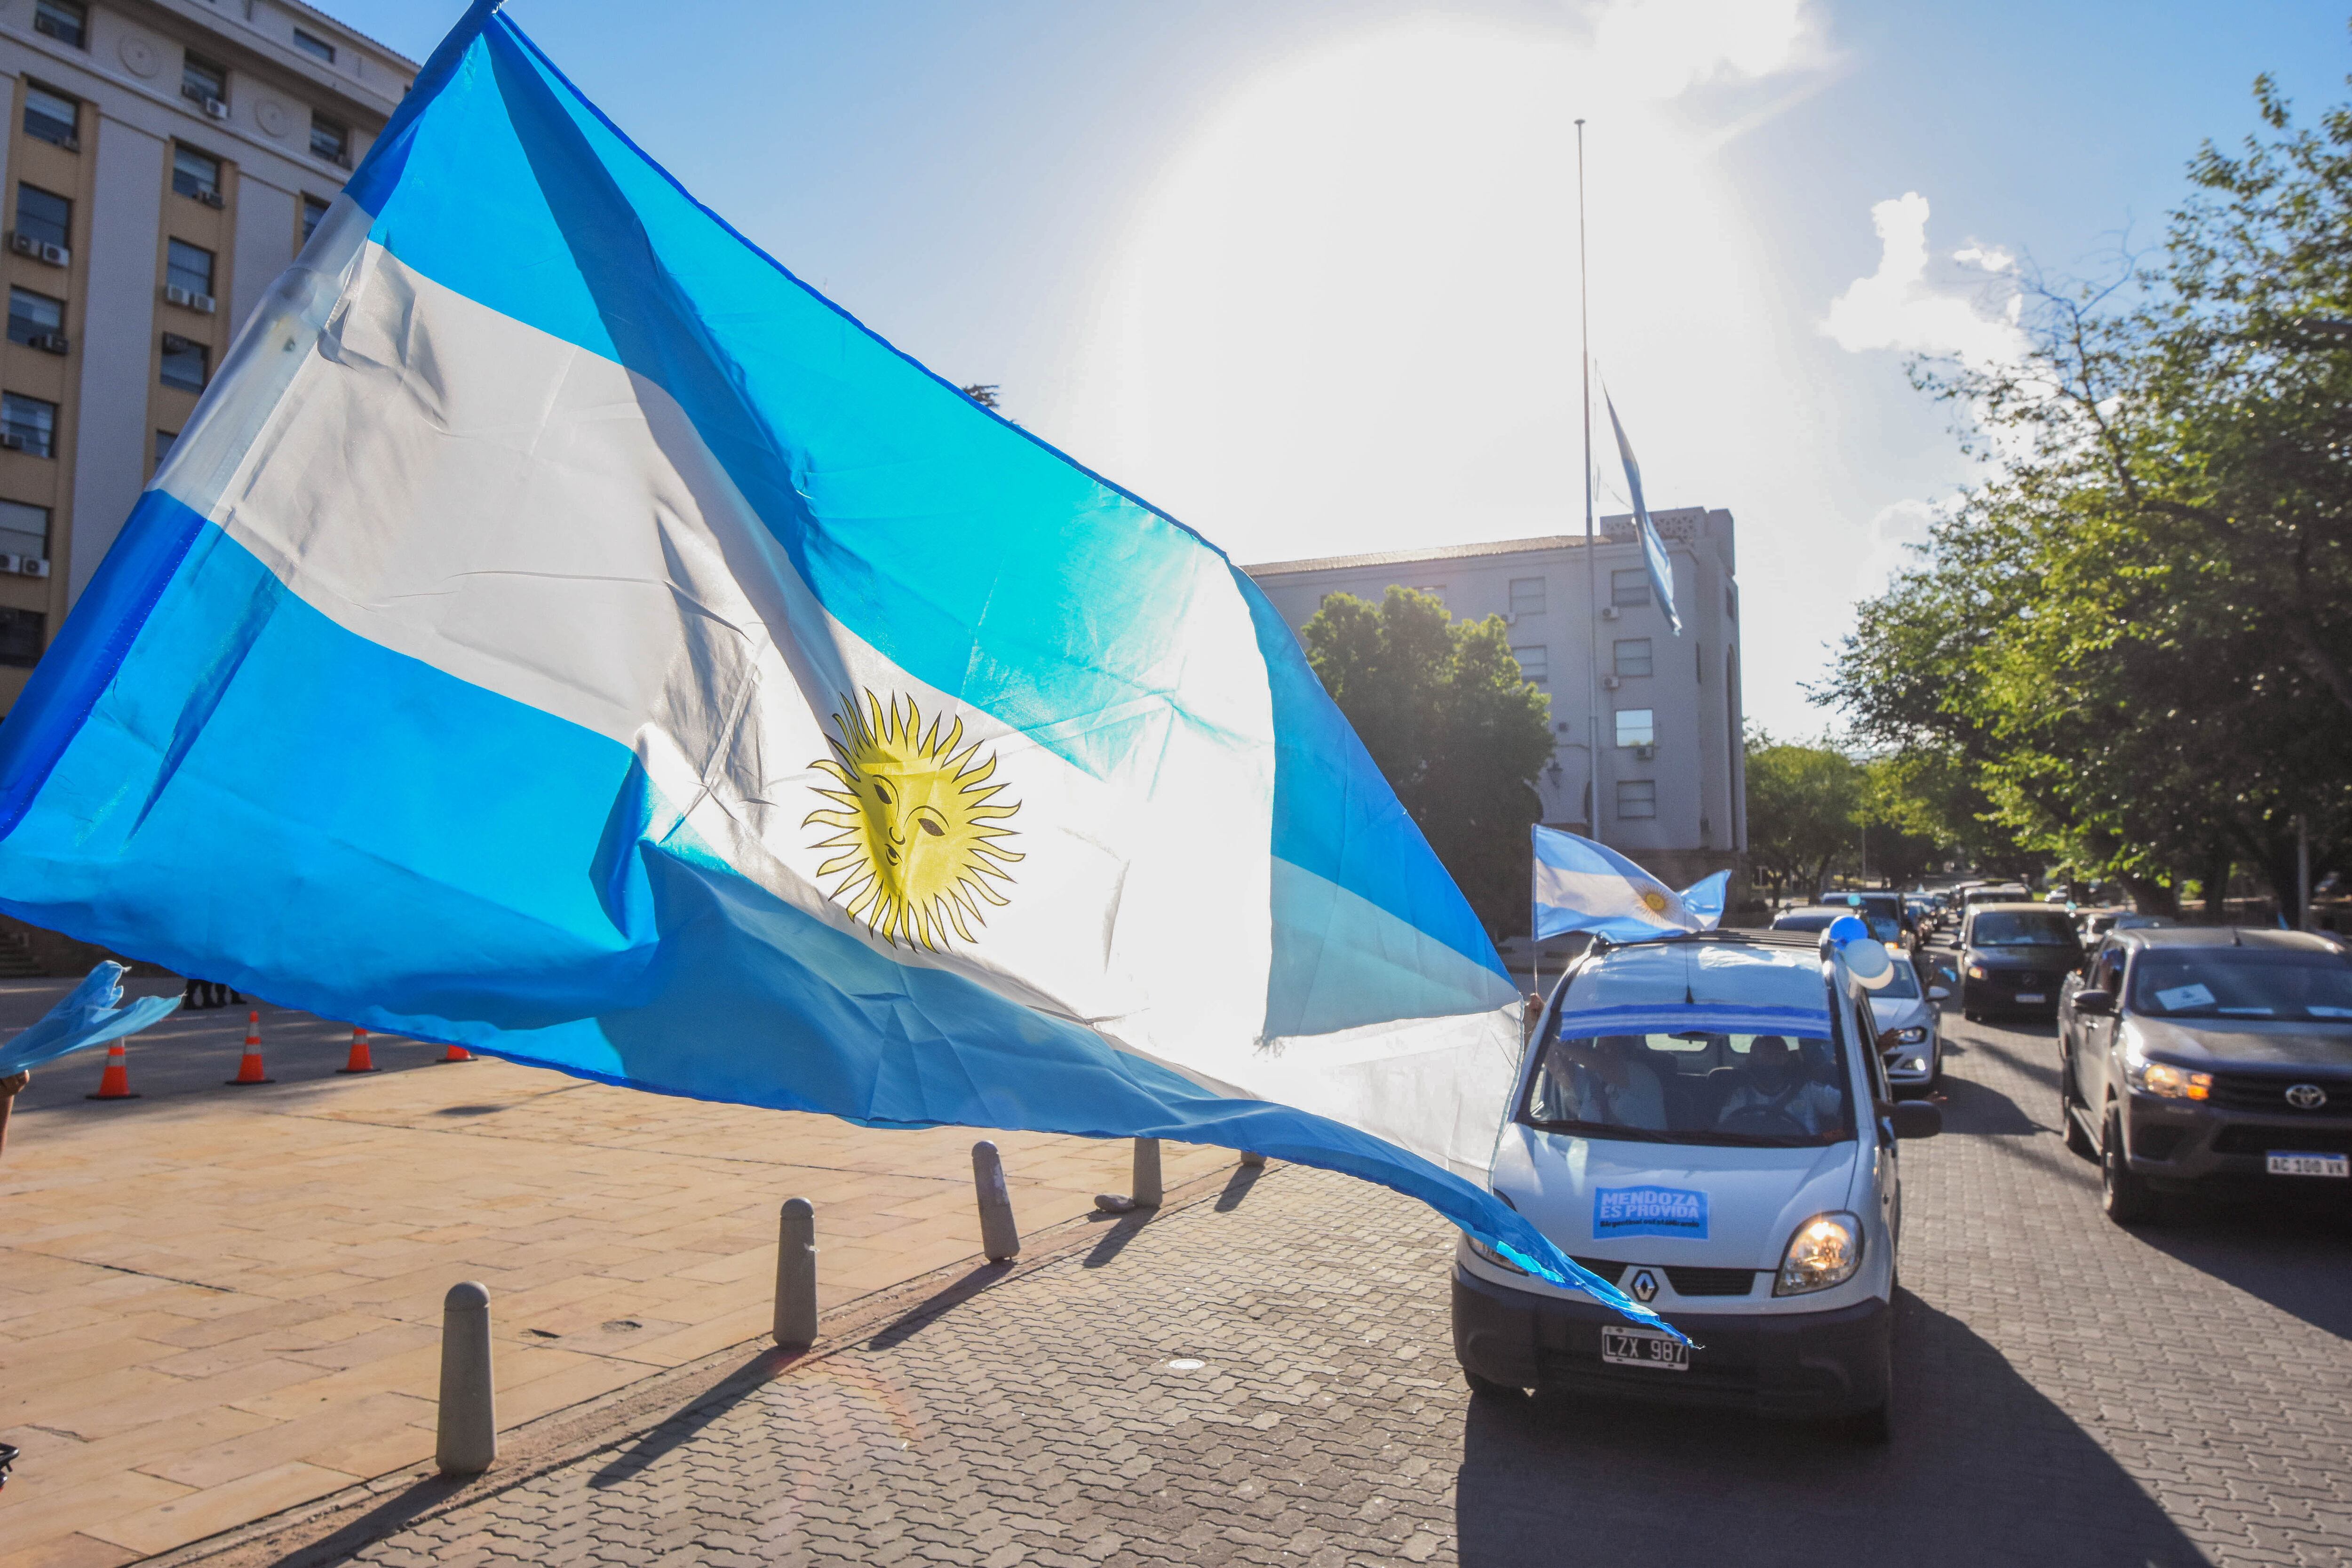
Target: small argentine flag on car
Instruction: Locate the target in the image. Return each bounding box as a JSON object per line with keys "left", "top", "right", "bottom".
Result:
{"left": 0, "top": 2, "right": 1669, "bottom": 1331}
{"left": 1533, "top": 826, "right": 1729, "bottom": 943}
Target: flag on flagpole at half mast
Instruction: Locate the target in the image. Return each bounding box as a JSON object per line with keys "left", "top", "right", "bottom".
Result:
{"left": 0, "top": 0, "right": 1673, "bottom": 1333}
{"left": 1603, "top": 391, "right": 1682, "bottom": 635}
{"left": 1533, "top": 826, "right": 1727, "bottom": 943}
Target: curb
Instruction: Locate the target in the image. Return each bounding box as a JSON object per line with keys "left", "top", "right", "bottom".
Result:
{"left": 142, "top": 1155, "right": 1278, "bottom": 1568}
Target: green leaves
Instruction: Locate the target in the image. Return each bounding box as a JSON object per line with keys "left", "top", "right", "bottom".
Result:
{"left": 1303, "top": 587, "right": 1553, "bottom": 939}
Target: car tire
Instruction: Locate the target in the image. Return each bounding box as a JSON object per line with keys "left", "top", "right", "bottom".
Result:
{"left": 1462, "top": 1366, "right": 1524, "bottom": 1401}
{"left": 2101, "top": 1111, "right": 2156, "bottom": 1225}
{"left": 2059, "top": 1073, "right": 2096, "bottom": 1159}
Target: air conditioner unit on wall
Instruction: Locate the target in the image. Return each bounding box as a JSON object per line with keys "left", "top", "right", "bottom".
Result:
{"left": 1600, "top": 605, "right": 1620, "bottom": 621}
{"left": 203, "top": 97, "right": 229, "bottom": 120}
{"left": 0, "top": 433, "right": 25, "bottom": 452}
{"left": 0, "top": 554, "right": 20, "bottom": 575}
{"left": 1634, "top": 744, "right": 1656, "bottom": 761}
{"left": 195, "top": 189, "right": 225, "bottom": 209}
{"left": 1602, "top": 675, "right": 1621, "bottom": 691}
{"left": 164, "top": 284, "right": 193, "bottom": 308}
{"left": 28, "top": 333, "right": 66, "bottom": 354}
{"left": 20, "top": 557, "right": 49, "bottom": 578}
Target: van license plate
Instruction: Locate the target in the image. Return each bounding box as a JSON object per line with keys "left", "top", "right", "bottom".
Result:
{"left": 2015, "top": 992, "right": 2046, "bottom": 1003}
{"left": 1601, "top": 1327, "right": 1689, "bottom": 1371}
{"left": 2268, "top": 1152, "right": 2350, "bottom": 1178}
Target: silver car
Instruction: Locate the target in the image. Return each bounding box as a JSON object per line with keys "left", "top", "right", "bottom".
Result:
{"left": 1869, "top": 954, "right": 1948, "bottom": 1095}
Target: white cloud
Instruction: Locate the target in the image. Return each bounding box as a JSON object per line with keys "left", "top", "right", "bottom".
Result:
{"left": 1587, "top": 0, "right": 1818, "bottom": 99}
{"left": 1856, "top": 495, "right": 1944, "bottom": 591}
{"left": 1822, "top": 192, "right": 2026, "bottom": 364}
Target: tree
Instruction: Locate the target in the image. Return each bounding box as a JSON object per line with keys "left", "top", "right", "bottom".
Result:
{"left": 1820, "top": 64, "right": 2352, "bottom": 921}
{"left": 1301, "top": 588, "right": 1554, "bottom": 939}
{"left": 1742, "top": 733, "right": 1865, "bottom": 901}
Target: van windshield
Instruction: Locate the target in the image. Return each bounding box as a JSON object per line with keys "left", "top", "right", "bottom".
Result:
{"left": 1523, "top": 1028, "right": 1855, "bottom": 1147}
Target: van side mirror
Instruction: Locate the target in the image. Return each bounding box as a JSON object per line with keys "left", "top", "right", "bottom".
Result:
{"left": 2073, "top": 989, "right": 2114, "bottom": 1016}
{"left": 1889, "top": 1101, "right": 1942, "bottom": 1139}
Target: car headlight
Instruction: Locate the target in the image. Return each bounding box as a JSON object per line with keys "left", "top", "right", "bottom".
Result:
{"left": 2126, "top": 1052, "right": 2211, "bottom": 1100}
{"left": 1887, "top": 1026, "right": 1929, "bottom": 1045}
{"left": 1463, "top": 1234, "right": 1529, "bottom": 1274}
{"left": 1775, "top": 1211, "right": 1862, "bottom": 1296}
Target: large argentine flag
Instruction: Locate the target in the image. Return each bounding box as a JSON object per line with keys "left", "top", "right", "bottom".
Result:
{"left": 1604, "top": 391, "right": 1681, "bottom": 636}
{"left": 0, "top": 5, "right": 1666, "bottom": 1328}
{"left": 1534, "top": 827, "right": 1728, "bottom": 943}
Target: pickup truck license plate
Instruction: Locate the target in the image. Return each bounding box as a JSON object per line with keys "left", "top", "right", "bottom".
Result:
{"left": 2015, "top": 992, "right": 2046, "bottom": 1003}
{"left": 1601, "top": 1326, "right": 1689, "bottom": 1371}
{"left": 2267, "top": 1151, "right": 2350, "bottom": 1178}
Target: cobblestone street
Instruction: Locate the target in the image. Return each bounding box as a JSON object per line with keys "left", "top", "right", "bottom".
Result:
{"left": 315, "top": 1005, "right": 2352, "bottom": 1568}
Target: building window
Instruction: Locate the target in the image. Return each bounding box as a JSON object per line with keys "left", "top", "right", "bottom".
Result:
{"left": 182, "top": 53, "right": 228, "bottom": 109}
{"left": 2, "top": 394, "right": 57, "bottom": 457}
{"left": 23, "top": 84, "right": 78, "bottom": 148}
{"left": 1410, "top": 583, "right": 1446, "bottom": 606}
{"left": 1613, "top": 638, "right": 1653, "bottom": 679}
{"left": 166, "top": 239, "right": 215, "bottom": 298}
{"left": 293, "top": 28, "right": 336, "bottom": 64}
{"left": 1509, "top": 576, "right": 1545, "bottom": 617}
{"left": 0, "top": 606, "right": 44, "bottom": 666}
{"left": 7, "top": 288, "right": 62, "bottom": 345}
{"left": 1614, "top": 708, "right": 1655, "bottom": 748}
{"left": 1611, "top": 567, "right": 1651, "bottom": 607}
{"left": 301, "top": 195, "right": 330, "bottom": 241}
{"left": 15, "top": 185, "right": 71, "bottom": 249}
{"left": 0, "top": 499, "right": 48, "bottom": 560}
{"left": 160, "top": 334, "right": 208, "bottom": 392}
{"left": 1511, "top": 644, "right": 1548, "bottom": 685}
{"left": 155, "top": 429, "right": 179, "bottom": 468}
{"left": 32, "top": 0, "right": 86, "bottom": 49}
{"left": 172, "top": 145, "right": 222, "bottom": 201}
{"left": 309, "top": 113, "right": 349, "bottom": 165}
{"left": 1616, "top": 780, "right": 1657, "bottom": 820}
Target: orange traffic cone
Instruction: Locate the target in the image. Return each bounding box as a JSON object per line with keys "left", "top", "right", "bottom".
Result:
{"left": 436, "top": 1043, "right": 475, "bottom": 1064}
{"left": 337, "top": 1027, "right": 378, "bottom": 1075}
{"left": 85, "top": 1040, "right": 139, "bottom": 1100}
{"left": 225, "top": 1011, "right": 273, "bottom": 1085}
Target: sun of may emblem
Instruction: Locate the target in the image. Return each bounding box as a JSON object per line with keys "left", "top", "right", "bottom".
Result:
{"left": 1638, "top": 889, "right": 1672, "bottom": 915}
{"left": 805, "top": 692, "right": 1023, "bottom": 952}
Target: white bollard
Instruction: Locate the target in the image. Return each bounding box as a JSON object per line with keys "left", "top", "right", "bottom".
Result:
{"left": 972, "top": 1140, "right": 1021, "bottom": 1261}
{"left": 773, "top": 1197, "right": 818, "bottom": 1349}
{"left": 435, "top": 1281, "right": 496, "bottom": 1475}
{"left": 1131, "top": 1136, "right": 1163, "bottom": 1208}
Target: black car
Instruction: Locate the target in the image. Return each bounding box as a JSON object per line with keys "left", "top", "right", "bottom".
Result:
{"left": 1958, "top": 903, "right": 2082, "bottom": 1020}
{"left": 2058, "top": 928, "right": 2352, "bottom": 1223}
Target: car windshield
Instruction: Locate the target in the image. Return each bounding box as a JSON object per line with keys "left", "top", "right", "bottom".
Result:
{"left": 2128, "top": 949, "right": 2352, "bottom": 1022}
{"left": 1524, "top": 1029, "right": 1855, "bottom": 1147}
{"left": 1971, "top": 911, "right": 2077, "bottom": 947}
{"left": 1874, "top": 961, "right": 1920, "bottom": 1000}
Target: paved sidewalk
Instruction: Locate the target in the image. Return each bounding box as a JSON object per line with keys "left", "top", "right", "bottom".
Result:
{"left": 274, "top": 1010, "right": 2351, "bottom": 1568}
{"left": 0, "top": 983, "right": 1231, "bottom": 1568}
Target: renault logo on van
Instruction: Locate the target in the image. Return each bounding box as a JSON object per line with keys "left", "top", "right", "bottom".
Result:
{"left": 1629, "top": 1269, "right": 1660, "bottom": 1304}
{"left": 2287, "top": 1083, "right": 2328, "bottom": 1110}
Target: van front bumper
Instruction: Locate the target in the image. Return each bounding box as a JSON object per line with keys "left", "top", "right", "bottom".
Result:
{"left": 1452, "top": 1266, "right": 1889, "bottom": 1418}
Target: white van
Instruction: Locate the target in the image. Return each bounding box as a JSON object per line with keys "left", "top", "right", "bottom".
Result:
{"left": 1452, "top": 925, "right": 1942, "bottom": 1440}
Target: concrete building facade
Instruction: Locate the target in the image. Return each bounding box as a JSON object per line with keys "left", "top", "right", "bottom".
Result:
{"left": 1245, "top": 508, "right": 1746, "bottom": 891}
{"left": 0, "top": 0, "right": 413, "bottom": 711}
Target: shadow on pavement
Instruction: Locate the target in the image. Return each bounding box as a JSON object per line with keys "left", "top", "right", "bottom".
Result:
{"left": 1967, "top": 1033, "right": 2063, "bottom": 1096}
{"left": 586, "top": 1345, "right": 801, "bottom": 1491}
{"left": 2133, "top": 1203, "right": 2352, "bottom": 1341}
{"left": 1455, "top": 1292, "right": 2208, "bottom": 1568}
{"left": 1081, "top": 1206, "right": 1155, "bottom": 1269}
{"left": 1932, "top": 1069, "right": 2047, "bottom": 1137}
{"left": 1213, "top": 1163, "right": 1263, "bottom": 1212}
{"left": 863, "top": 1262, "right": 1016, "bottom": 1352}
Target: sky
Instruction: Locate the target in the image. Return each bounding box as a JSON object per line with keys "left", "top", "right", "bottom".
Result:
{"left": 324, "top": 0, "right": 2352, "bottom": 736}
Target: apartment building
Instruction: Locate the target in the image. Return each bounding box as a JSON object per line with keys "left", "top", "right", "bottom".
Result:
{"left": 1245, "top": 508, "right": 1747, "bottom": 891}
{"left": 0, "top": 0, "right": 414, "bottom": 711}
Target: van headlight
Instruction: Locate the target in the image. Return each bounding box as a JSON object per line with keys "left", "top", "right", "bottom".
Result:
{"left": 1775, "top": 1212, "right": 1862, "bottom": 1296}
{"left": 1463, "top": 1234, "right": 1528, "bottom": 1275}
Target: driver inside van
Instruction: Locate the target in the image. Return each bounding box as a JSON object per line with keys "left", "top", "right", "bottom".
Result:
{"left": 1544, "top": 1034, "right": 1668, "bottom": 1129}
{"left": 1716, "top": 1035, "right": 1843, "bottom": 1135}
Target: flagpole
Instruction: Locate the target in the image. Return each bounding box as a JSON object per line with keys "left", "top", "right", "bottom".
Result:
{"left": 1576, "top": 118, "right": 1601, "bottom": 848}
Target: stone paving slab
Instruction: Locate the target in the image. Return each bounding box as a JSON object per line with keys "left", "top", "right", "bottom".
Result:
{"left": 0, "top": 982, "right": 1231, "bottom": 1567}
{"left": 271, "top": 983, "right": 2352, "bottom": 1568}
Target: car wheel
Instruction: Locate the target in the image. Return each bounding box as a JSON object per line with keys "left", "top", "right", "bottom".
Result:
{"left": 2059, "top": 1071, "right": 2096, "bottom": 1159}
{"left": 1462, "top": 1366, "right": 1524, "bottom": 1400}
{"left": 2100, "top": 1111, "right": 2156, "bottom": 1225}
